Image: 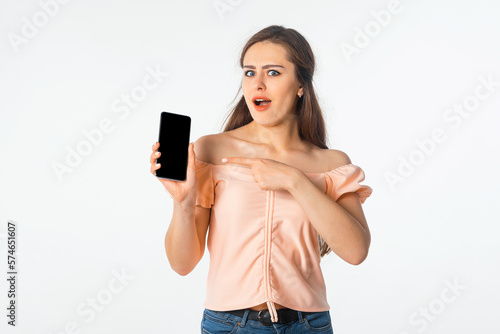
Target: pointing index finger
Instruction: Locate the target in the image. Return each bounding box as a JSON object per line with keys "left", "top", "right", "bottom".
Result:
{"left": 221, "top": 157, "right": 256, "bottom": 166}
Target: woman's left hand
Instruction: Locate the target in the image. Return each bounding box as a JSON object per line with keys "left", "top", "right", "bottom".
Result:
{"left": 221, "top": 157, "right": 302, "bottom": 191}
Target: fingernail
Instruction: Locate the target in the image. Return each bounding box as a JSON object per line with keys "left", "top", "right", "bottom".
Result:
{"left": 221, "top": 158, "right": 227, "bottom": 163}
{"left": 156, "top": 163, "right": 160, "bottom": 167}
{"left": 155, "top": 152, "right": 160, "bottom": 155}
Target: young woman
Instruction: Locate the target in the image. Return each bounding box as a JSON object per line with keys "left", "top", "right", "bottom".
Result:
{"left": 150, "top": 25, "right": 373, "bottom": 333}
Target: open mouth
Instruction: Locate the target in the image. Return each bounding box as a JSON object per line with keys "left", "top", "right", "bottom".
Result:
{"left": 253, "top": 99, "right": 272, "bottom": 106}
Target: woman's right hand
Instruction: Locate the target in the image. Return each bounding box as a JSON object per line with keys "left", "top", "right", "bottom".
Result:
{"left": 150, "top": 141, "right": 197, "bottom": 203}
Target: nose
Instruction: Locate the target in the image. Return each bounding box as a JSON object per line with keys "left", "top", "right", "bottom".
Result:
{"left": 253, "top": 71, "right": 266, "bottom": 91}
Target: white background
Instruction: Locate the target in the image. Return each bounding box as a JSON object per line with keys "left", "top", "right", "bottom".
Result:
{"left": 1, "top": 0, "right": 499, "bottom": 333}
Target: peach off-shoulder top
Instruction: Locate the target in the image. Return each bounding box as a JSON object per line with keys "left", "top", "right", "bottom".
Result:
{"left": 194, "top": 157, "right": 373, "bottom": 323}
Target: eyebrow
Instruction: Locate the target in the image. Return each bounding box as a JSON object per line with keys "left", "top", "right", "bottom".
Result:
{"left": 243, "top": 64, "right": 285, "bottom": 69}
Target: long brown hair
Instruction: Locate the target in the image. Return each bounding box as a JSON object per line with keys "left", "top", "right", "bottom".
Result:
{"left": 221, "top": 25, "right": 333, "bottom": 258}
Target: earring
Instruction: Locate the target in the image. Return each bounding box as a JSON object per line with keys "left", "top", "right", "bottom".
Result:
{"left": 298, "top": 92, "right": 303, "bottom": 98}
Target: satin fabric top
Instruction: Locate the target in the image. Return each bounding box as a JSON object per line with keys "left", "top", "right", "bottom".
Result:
{"left": 194, "top": 157, "right": 373, "bottom": 322}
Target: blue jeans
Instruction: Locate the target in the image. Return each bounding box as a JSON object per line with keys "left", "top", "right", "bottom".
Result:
{"left": 201, "top": 308, "right": 334, "bottom": 333}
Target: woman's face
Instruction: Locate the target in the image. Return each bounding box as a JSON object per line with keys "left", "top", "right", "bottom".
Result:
{"left": 242, "top": 41, "right": 302, "bottom": 126}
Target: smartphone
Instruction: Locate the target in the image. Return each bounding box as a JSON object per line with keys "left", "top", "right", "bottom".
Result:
{"left": 155, "top": 111, "right": 191, "bottom": 181}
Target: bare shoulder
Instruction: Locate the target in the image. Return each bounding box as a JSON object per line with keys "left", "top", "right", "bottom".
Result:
{"left": 322, "top": 148, "right": 352, "bottom": 170}
{"left": 193, "top": 134, "right": 217, "bottom": 163}
{"left": 193, "top": 133, "right": 229, "bottom": 164}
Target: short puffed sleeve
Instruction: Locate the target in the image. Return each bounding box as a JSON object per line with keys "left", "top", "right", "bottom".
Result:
{"left": 324, "top": 164, "right": 373, "bottom": 203}
{"left": 195, "top": 158, "right": 214, "bottom": 209}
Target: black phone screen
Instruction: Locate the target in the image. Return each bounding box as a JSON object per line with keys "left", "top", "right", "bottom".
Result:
{"left": 155, "top": 111, "right": 191, "bottom": 181}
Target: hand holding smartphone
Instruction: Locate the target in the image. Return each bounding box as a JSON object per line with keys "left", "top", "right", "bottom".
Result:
{"left": 155, "top": 111, "right": 191, "bottom": 181}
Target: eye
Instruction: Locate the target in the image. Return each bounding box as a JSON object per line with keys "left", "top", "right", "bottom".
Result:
{"left": 244, "top": 70, "right": 281, "bottom": 77}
